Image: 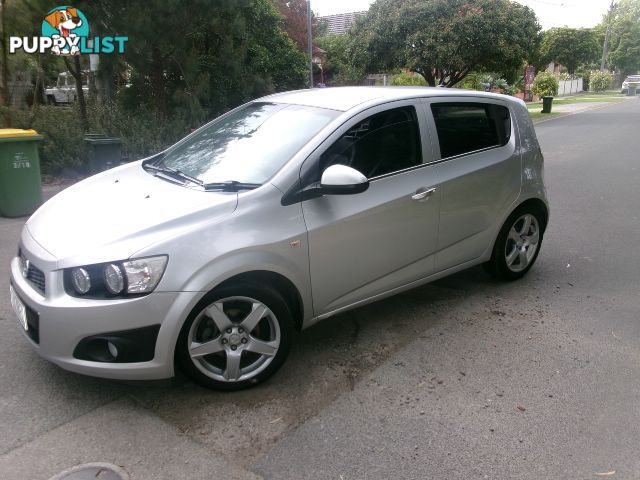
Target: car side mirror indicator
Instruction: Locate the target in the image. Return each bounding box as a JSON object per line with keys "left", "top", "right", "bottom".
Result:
{"left": 319, "top": 164, "right": 369, "bottom": 195}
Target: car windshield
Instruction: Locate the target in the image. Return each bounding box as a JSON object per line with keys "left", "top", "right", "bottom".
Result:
{"left": 626, "top": 76, "right": 640, "bottom": 81}
{"left": 154, "top": 102, "right": 339, "bottom": 185}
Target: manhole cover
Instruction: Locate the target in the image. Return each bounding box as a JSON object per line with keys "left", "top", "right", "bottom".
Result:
{"left": 48, "top": 462, "right": 129, "bottom": 480}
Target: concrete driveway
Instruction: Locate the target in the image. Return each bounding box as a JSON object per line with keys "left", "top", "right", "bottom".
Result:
{"left": 1, "top": 98, "right": 638, "bottom": 479}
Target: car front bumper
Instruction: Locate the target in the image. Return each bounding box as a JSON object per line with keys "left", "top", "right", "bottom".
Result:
{"left": 9, "top": 254, "right": 200, "bottom": 381}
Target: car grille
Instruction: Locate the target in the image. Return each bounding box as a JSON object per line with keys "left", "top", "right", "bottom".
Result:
{"left": 19, "top": 251, "right": 46, "bottom": 295}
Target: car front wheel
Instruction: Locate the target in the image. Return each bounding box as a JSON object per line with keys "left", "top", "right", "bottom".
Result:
{"left": 176, "top": 282, "right": 293, "bottom": 391}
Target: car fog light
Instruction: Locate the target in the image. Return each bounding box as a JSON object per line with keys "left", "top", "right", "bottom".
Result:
{"left": 107, "top": 341, "right": 118, "bottom": 359}
{"left": 71, "top": 268, "right": 91, "bottom": 294}
{"left": 104, "top": 264, "right": 124, "bottom": 294}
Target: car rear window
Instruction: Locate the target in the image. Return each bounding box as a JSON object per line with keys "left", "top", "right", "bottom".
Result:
{"left": 430, "top": 102, "right": 511, "bottom": 159}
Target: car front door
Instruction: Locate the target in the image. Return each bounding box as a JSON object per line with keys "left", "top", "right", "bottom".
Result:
{"left": 423, "top": 98, "right": 521, "bottom": 271}
{"left": 300, "top": 101, "right": 441, "bottom": 316}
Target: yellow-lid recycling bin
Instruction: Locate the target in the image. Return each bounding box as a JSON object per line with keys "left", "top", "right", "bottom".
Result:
{"left": 0, "top": 129, "right": 44, "bottom": 217}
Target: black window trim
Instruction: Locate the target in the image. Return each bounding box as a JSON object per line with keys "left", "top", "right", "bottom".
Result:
{"left": 425, "top": 99, "right": 514, "bottom": 163}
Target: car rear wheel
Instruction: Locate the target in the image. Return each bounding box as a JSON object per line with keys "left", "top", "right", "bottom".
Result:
{"left": 176, "top": 282, "right": 293, "bottom": 391}
{"left": 484, "top": 206, "right": 544, "bottom": 281}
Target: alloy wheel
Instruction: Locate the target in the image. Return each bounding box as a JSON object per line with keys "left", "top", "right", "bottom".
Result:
{"left": 504, "top": 213, "right": 540, "bottom": 273}
{"left": 187, "top": 296, "right": 281, "bottom": 383}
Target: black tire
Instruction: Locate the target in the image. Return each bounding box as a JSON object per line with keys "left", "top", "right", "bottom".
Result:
{"left": 484, "top": 205, "right": 545, "bottom": 281}
{"left": 47, "top": 96, "right": 57, "bottom": 106}
{"left": 176, "top": 282, "right": 293, "bottom": 391}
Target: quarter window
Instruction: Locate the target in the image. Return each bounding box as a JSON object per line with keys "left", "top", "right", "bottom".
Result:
{"left": 318, "top": 106, "right": 422, "bottom": 179}
{"left": 431, "top": 103, "right": 511, "bottom": 159}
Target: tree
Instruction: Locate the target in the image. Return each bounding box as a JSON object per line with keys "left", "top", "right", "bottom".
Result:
{"left": 607, "top": 0, "right": 640, "bottom": 75}
{"left": 539, "top": 28, "right": 600, "bottom": 74}
{"left": 272, "top": 0, "right": 325, "bottom": 52}
{"left": 315, "top": 34, "right": 365, "bottom": 85}
{"left": 353, "top": 0, "right": 540, "bottom": 87}
{"left": 85, "top": 0, "right": 307, "bottom": 123}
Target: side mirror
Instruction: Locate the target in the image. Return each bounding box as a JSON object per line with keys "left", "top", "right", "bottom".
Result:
{"left": 281, "top": 164, "right": 370, "bottom": 206}
{"left": 319, "top": 164, "right": 369, "bottom": 195}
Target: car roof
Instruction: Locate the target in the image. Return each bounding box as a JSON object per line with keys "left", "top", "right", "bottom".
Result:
{"left": 259, "top": 86, "right": 519, "bottom": 112}
{"left": 626, "top": 75, "right": 640, "bottom": 79}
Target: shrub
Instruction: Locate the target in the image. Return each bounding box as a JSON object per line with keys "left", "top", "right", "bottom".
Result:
{"left": 87, "top": 100, "right": 194, "bottom": 162}
{"left": 0, "top": 101, "right": 198, "bottom": 175}
{"left": 531, "top": 72, "right": 559, "bottom": 97}
{"left": 589, "top": 70, "right": 612, "bottom": 92}
{"left": 0, "top": 105, "right": 86, "bottom": 174}
{"left": 391, "top": 72, "right": 427, "bottom": 86}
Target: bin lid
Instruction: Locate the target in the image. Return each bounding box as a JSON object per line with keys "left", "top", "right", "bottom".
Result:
{"left": 0, "top": 128, "right": 43, "bottom": 142}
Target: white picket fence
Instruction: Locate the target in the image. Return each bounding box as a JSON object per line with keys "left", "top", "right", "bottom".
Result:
{"left": 557, "top": 78, "right": 583, "bottom": 96}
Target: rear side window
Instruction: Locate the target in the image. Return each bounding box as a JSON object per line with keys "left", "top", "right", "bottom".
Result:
{"left": 318, "top": 106, "right": 422, "bottom": 179}
{"left": 430, "top": 103, "right": 511, "bottom": 159}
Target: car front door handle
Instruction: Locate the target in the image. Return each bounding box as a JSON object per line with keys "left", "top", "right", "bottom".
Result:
{"left": 411, "top": 187, "right": 437, "bottom": 202}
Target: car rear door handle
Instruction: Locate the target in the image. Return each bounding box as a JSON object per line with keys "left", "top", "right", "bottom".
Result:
{"left": 411, "top": 187, "right": 437, "bottom": 202}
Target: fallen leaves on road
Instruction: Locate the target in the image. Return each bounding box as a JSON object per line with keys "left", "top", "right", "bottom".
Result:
{"left": 269, "top": 417, "right": 282, "bottom": 424}
{"left": 517, "top": 405, "right": 526, "bottom": 412}
{"left": 594, "top": 471, "right": 616, "bottom": 476}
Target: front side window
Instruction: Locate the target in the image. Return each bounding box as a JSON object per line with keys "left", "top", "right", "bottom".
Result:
{"left": 431, "top": 102, "right": 511, "bottom": 159}
{"left": 157, "top": 102, "right": 339, "bottom": 185}
{"left": 317, "top": 106, "right": 422, "bottom": 179}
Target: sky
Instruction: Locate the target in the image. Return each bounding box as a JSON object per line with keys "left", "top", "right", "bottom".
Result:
{"left": 312, "top": 0, "right": 614, "bottom": 30}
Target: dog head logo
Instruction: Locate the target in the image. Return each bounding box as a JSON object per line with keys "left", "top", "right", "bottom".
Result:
{"left": 41, "top": 6, "right": 89, "bottom": 55}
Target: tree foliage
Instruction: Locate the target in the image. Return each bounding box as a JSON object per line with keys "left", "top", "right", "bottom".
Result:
{"left": 272, "top": 0, "right": 325, "bottom": 52}
{"left": 83, "top": 0, "right": 307, "bottom": 124}
{"left": 353, "top": 0, "right": 540, "bottom": 87}
{"left": 314, "top": 34, "right": 365, "bottom": 85}
{"left": 607, "top": 0, "right": 640, "bottom": 74}
{"left": 539, "top": 28, "right": 600, "bottom": 74}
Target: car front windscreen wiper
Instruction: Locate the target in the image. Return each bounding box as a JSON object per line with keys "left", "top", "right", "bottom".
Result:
{"left": 203, "top": 181, "right": 261, "bottom": 192}
{"left": 142, "top": 161, "right": 203, "bottom": 187}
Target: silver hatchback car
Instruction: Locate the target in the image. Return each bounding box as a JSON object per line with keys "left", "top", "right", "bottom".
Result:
{"left": 10, "top": 87, "right": 548, "bottom": 390}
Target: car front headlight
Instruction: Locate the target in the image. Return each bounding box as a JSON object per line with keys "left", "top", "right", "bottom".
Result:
{"left": 65, "top": 255, "right": 168, "bottom": 298}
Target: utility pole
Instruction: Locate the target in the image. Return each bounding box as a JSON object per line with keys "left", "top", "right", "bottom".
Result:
{"left": 307, "top": 1, "right": 313, "bottom": 88}
{"left": 600, "top": 0, "right": 616, "bottom": 72}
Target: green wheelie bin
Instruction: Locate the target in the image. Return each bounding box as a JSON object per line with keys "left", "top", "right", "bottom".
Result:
{"left": 0, "top": 129, "right": 44, "bottom": 217}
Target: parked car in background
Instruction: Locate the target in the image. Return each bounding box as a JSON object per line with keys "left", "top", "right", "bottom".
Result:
{"left": 45, "top": 71, "right": 89, "bottom": 105}
{"left": 621, "top": 75, "right": 640, "bottom": 94}
{"left": 10, "top": 87, "right": 549, "bottom": 391}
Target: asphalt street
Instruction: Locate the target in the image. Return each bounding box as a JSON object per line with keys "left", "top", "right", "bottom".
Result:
{"left": 0, "top": 98, "right": 638, "bottom": 479}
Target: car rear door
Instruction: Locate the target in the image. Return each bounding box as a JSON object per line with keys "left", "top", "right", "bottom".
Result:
{"left": 422, "top": 97, "right": 521, "bottom": 271}
{"left": 300, "top": 100, "right": 442, "bottom": 316}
